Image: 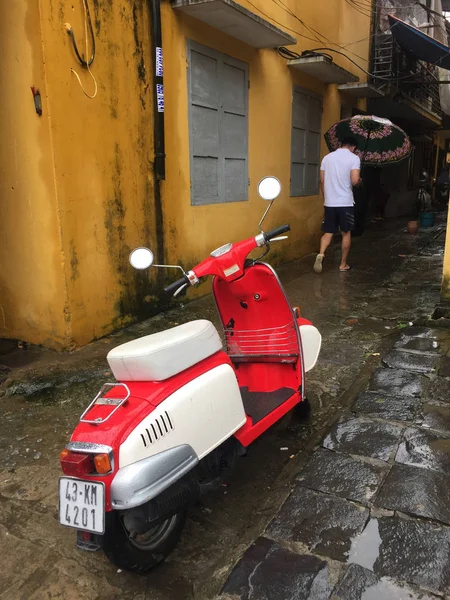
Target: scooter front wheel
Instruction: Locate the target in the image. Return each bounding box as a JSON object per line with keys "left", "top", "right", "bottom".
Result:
{"left": 101, "top": 510, "right": 186, "bottom": 573}
{"left": 294, "top": 397, "right": 311, "bottom": 419}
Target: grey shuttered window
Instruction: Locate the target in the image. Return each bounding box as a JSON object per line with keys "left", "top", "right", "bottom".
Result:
{"left": 187, "top": 41, "right": 248, "bottom": 206}
{"left": 290, "top": 87, "right": 323, "bottom": 197}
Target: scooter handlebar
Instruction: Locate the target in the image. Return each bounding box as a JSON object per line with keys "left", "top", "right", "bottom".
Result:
{"left": 164, "top": 276, "right": 188, "bottom": 295}
{"left": 264, "top": 224, "right": 290, "bottom": 242}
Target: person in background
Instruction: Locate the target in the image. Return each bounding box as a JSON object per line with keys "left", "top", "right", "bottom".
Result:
{"left": 313, "top": 136, "right": 361, "bottom": 274}
{"left": 436, "top": 167, "right": 450, "bottom": 207}
{"left": 371, "top": 168, "right": 390, "bottom": 219}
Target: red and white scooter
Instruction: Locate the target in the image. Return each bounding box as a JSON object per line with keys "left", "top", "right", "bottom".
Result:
{"left": 59, "top": 177, "right": 321, "bottom": 572}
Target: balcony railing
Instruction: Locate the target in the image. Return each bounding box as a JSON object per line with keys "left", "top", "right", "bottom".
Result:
{"left": 370, "top": 34, "right": 442, "bottom": 118}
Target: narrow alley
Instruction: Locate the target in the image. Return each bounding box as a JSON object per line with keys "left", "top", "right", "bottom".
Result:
{"left": 3, "top": 0, "right": 450, "bottom": 598}
{"left": 0, "top": 217, "right": 446, "bottom": 600}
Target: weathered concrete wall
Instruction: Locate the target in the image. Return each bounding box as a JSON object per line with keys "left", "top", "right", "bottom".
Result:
{"left": 161, "top": 0, "right": 371, "bottom": 299}
{"left": 434, "top": 131, "right": 450, "bottom": 302}
{"left": 442, "top": 203, "right": 450, "bottom": 301}
{"left": 0, "top": 0, "right": 371, "bottom": 347}
{"left": 0, "top": 0, "right": 158, "bottom": 347}
{"left": 0, "top": 0, "right": 68, "bottom": 347}
{"left": 42, "top": 0, "right": 159, "bottom": 345}
{"left": 442, "top": 189, "right": 450, "bottom": 301}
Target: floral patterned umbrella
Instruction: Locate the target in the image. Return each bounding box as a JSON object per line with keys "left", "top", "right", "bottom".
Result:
{"left": 324, "top": 115, "right": 412, "bottom": 166}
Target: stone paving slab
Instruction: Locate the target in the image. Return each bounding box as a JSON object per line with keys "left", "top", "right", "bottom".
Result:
{"left": 369, "top": 368, "right": 427, "bottom": 398}
{"left": 382, "top": 349, "right": 439, "bottom": 373}
{"left": 220, "top": 537, "right": 337, "bottom": 600}
{"left": 352, "top": 391, "right": 421, "bottom": 422}
{"left": 396, "top": 327, "right": 442, "bottom": 340}
{"left": 425, "top": 376, "right": 450, "bottom": 405}
{"left": 220, "top": 311, "right": 450, "bottom": 599}
{"left": 267, "top": 486, "right": 369, "bottom": 562}
{"left": 438, "top": 356, "right": 450, "bottom": 377}
{"left": 396, "top": 427, "right": 450, "bottom": 474}
{"left": 332, "top": 563, "right": 440, "bottom": 600}
{"left": 419, "top": 240, "right": 445, "bottom": 255}
{"left": 323, "top": 417, "right": 403, "bottom": 462}
{"left": 298, "top": 448, "right": 389, "bottom": 505}
{"left": 416, "top": 402, "right": 450, "bottom": 434}
{"left": 394, "top": 336, "right": 440, "bottom": 355}
{"left": 348, "top": 516, "right": 450, "bottom": 595}
{"left": 375, "top": 463, "right": 450, "bottom": 525}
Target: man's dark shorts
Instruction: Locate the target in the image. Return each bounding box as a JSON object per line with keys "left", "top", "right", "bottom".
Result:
{"left": 321, "top": 206, "right": 355, "bottom": 234}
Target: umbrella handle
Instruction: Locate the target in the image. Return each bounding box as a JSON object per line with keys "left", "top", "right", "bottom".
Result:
{"left": 361, "top": 127, "right": 371, "bottom": 170}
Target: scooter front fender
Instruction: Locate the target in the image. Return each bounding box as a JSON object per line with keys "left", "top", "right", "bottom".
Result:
{"left": 297, "top": 318, "right": 322, "bottom": 373}
{"left": 110, "top": 444, "right": 198, "bottom": 510}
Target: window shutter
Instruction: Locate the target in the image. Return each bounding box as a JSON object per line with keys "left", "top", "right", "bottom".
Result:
{"left": 305, "top": 95, "right": 322, "bottom": 196}
{"left": 188, "top": 41, "right": 248, "bottom": 206}
{"left": 290, "top": 89, "right": 308, "bottom": 197}
{"left": 189, "top": 45, "right": 220, "bottom": 206}
{"left": 220, "top": 57, "right": 248, "bottom": 202}
{"left": 290, "top": 87, "right": 322, "bottom": 197}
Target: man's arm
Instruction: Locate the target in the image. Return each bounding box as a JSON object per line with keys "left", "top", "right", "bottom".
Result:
{"left": 351, "top": 169, "right": 362, "bottom": 187}
{"left": 320, "top": 169, "right": 325, "bottom": 197}
{"left": 351, "top": 155, "right": 362, "bottom": 187}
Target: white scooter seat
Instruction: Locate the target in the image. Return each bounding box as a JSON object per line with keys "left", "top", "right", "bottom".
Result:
{"left": 107, "top": 320, "right": 222, "bottom": 382}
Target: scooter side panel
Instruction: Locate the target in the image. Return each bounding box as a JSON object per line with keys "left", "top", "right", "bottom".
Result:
{"left": 70, "top": 352, "right": 232, "bottom": 450}
{"left": 119, "top": 364, "right": 247, "bottom": 468}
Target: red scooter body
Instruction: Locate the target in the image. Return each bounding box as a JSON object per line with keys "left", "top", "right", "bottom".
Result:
{"left": 59, "top": 178, "right": 321, "bottom": 573}
{"left": 213, "top": 262, "right": 305, "bottom": 446}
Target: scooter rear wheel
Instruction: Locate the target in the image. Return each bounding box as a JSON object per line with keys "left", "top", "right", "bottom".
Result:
{"left": 101, "top": 510, "right": 186, "bottom": 573}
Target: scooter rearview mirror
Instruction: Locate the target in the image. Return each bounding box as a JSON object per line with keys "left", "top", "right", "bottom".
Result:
{"left": 257, "top": 176, "right": 281, "bottom": 201}
{"left": 129, "top": 247, "right": 154, "bottom": 270}
{"left": 257, "top": 176, "right": 282, "bottom": 232}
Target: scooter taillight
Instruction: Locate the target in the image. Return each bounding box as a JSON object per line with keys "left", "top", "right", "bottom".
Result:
{"left": 60, "top": 449, "right": 94, "bottom": 477}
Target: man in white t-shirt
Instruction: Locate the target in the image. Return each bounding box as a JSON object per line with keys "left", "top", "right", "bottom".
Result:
{"left": 313, "top": 137, "right": 361, "bottom": 273}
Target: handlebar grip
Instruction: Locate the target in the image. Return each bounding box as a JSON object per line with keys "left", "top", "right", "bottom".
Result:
{"left": 265, "top": 224, "right": 290, "bottom": 242}
{"left": 164, "top": 276, "right": 188, "bottom": 295}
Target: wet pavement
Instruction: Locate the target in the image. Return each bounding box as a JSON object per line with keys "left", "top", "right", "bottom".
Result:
{"left": 220, "top": 323, "right": 450, "bottom": 600}
{"left": 0, "top": 217, "right": 449, "bottom": 599}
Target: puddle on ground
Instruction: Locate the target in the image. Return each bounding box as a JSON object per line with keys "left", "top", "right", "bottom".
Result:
{"left": 423, "top": 404, "right": 450, "bottom": 417}
{"left": 429, "top": 439, "right": 450, "bottom": 453}
{"left": 361, "top": 578, "right": 437, "bottom": 600}
{"left": 348, "top": 519, "right": 381, "bottom": 571}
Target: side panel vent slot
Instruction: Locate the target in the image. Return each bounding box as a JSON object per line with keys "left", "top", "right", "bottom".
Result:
{"left": 140, "top": 411, "right": 174, "bottom": 447}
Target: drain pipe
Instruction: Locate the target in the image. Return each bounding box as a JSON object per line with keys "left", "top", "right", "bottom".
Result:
{"left": 148, "top": 0, "right": 165, "bottom": 269}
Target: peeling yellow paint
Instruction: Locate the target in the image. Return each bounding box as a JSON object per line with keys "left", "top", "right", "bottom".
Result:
{"left": 1, "top": 0, "right": 157, "bottom": 348}
{"left": 161, "top": 0, "right": 371, "bottom": 283}
{"left": 1, "top": 0, "right": 370, "bottom": 348}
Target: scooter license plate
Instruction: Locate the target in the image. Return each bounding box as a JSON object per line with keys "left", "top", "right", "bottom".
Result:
{"left": 59, "top": 477, "right": 105, "bottom": 534}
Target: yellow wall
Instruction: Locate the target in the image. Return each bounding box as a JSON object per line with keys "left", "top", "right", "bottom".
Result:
{"left": 161, "top": 0, "right": 371, "bottom": 292}
{"left": 0, "top": 0, "right": 68, "bottom": 347}
{"left": 443, "top": 205, "right": 450, "bottom": 301}
{"left": 1, "top": 0, "right": 371, "bottom": 347}
{"left": 1, "top": 0, "right": 158, "bottom": 348}
{"left": 438, "top": 131, "right": 450, "bottom": 300}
